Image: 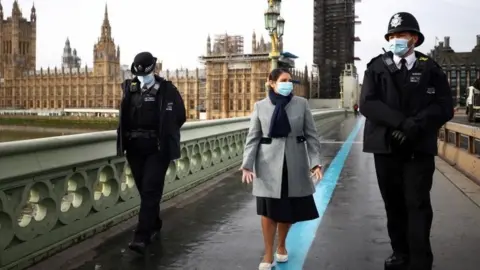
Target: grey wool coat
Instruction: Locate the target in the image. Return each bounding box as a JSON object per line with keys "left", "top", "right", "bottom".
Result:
{"left": 241, "top": 96, "right": 322, "bottom": 198}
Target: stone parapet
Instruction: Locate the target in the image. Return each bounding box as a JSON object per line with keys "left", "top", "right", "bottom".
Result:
{"left": 0, "top": 109, "right": 344, "bottom": 269}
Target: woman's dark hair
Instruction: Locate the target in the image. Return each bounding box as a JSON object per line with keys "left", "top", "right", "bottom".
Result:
{"left": 268, "top": 68, "right": 291, "bottom": 82}
{"left": 267, "top": 68, "right": 291, "bottom": 91}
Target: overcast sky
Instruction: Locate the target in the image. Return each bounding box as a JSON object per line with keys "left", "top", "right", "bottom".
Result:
{"left": 2, "top": 0, "right": 480, "bottom": 79}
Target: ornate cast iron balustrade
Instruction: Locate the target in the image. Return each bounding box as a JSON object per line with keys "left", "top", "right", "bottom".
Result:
{"left": 0, "top": 109, "right": 344, "bottom": 269}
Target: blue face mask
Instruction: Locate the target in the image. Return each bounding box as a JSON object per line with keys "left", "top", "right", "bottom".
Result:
{"left": 276, "top": 82, "right": 293, "bottom": 96}
{"left": 137, "top": 73, "right": 155, "bottom": 88}
{"left": 388, "top": 38, "right": 411, "bottom": 57}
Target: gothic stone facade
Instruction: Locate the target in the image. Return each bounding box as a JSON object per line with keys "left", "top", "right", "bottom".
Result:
{"left": 199, "top": 32, "right": 309, "bottom": 119}
{"left": 0, "top": 3, "right": 122, "bottom": 110}
{"left": 0, "top": 1, "right": 36, "bottom": 80}
{"left": 158, "top": 68, "right": 206, "bottom": 120}
{"left": 429, "top": 36, "right": 480, "bottom": 103}
{"left": 0, "top": 2, "right": 309, "bottom": 120}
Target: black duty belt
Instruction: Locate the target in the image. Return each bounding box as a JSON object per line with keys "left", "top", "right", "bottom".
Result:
{"left": 126, "top": 130, "right": 158, "bottom": 139}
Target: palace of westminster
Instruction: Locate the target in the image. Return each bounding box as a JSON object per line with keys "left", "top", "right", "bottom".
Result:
{"left": 0, "top": 2, "right": 310, "bottom": 120}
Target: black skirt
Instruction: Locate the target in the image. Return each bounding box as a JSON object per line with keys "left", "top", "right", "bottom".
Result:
{"left": 256, "top": 156, "right": 319, "bottom": 223}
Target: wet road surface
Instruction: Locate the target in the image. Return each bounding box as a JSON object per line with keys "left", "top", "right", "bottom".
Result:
{"left": 57, "top": 115, "right": 356, "bottom": 270}
{"left": 303, "top": 121, "right": 480, "bottom": 270}
{"left": 39, "top": 114, "right": 480, "bottom": 270}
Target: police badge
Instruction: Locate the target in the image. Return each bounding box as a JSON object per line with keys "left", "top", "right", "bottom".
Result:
{"left": 390, "top": 14, "right": 402, "bottom": 28}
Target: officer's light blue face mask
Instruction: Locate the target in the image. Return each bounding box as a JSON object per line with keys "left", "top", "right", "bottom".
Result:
{"left": 388, "top": 38, "right": 412, "bottom": 57}
{"left": 276, "top": 82, "right": 293, "bottom": 96}
{"left": 137, "top": 73, "right": 155, "bottom": 88}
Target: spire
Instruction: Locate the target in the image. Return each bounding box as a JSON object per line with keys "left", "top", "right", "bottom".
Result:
{"left": 252, "top": 30, "right": 257, "bottom": 53}
{"left": 207, "top": 34, "right": 211, "bottom": 55}
{"left": 101, "top": 3, "right": 112, "bottom": 40}
{"left": 12, "top": 0, "right": 21, "bottom": 17}
{"left": 103, "top": 3, "right": 109, "bottom": 23}
{"left": 63, "top": 37, "right": 72, "bottom": 55}
{"left": 30, "top": 2, "right": 36, "bottom": 22}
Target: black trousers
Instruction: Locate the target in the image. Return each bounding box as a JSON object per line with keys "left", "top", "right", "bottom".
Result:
{"left": 374, "top": 153, "right": 435, "bottom": 270}
{"left": 126, "top": 148, "right": 170, "bottom": 243}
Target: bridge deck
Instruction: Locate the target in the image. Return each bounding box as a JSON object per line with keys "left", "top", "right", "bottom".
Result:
{"left": 31, "top": 116, "right": 480, "bottom": 270}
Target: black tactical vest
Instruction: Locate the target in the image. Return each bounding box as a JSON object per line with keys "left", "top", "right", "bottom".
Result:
{"left": 128, "top": 81, "right": 161, "bottom": 131}
{"left": 381, "top": 54, "right": 431, "bottom": 116}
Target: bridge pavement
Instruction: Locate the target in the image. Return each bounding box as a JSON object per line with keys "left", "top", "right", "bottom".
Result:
{"left": 30, "top": 116, "right": 480, "bottom": 270}
{"left": 451, "top": 114, "right": 480, "bottom": 127}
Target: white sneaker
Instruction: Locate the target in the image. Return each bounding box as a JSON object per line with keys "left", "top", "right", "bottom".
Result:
{"left": 258, "top": 261, "right": 276, "bottom": 270}
{"left": 275, "top": 252, "right": 288, "bottom": 263}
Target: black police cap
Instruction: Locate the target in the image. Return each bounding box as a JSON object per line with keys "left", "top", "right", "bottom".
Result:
{"left": 384, "top": 12, "right": 424, "bottom": 47}
{"left": 130, "top": 52, "right": 157, "bottom": 76}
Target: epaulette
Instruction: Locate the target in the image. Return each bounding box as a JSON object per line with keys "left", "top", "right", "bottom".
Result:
{"left": 416, "top": 52, "right": 440, "bottom": 68}
{"left": 129, "top": 81, "right": 139, "bottom": 92}
{"left": 121, "top": 79, "right": 130, "bottom": 89}
{"left": 164, "top": 80, "right": 178, "bottom": 91}
{"left": 366, "top": 54, "right": 383, "bottom": 68}
{"left": 121, "top": 79, "right": 131, "bottom": 94}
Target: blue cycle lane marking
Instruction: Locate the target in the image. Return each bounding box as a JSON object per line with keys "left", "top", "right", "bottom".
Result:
{"left": 276, "top": 117, "right": 365, "bottom": 270}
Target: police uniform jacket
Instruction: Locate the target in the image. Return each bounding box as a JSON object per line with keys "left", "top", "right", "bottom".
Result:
{"left": 116, "top": 75, "right": 186, "bottom": 160}
{"left": 359, "top": 51, "right": 454, "bottom": 155}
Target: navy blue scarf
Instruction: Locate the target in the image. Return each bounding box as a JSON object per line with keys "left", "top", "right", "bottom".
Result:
{"left": 268, "top": 89, "right": 293, "bottom": 138}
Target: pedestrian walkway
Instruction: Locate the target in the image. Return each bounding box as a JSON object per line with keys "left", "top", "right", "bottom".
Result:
{"left": 31, "top": 116, "right": 480, "bottom": 270}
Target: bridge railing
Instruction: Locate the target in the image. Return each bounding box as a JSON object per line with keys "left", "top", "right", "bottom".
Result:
{"left": 0, "top": 109, "right": 345, "bottom": 269}
{"left": 438, "top": 122, "right": 480, "bottom": 183}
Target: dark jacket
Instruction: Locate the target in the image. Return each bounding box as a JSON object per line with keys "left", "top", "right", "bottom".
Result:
{"left": 359, "top": 51, "right": 453, "bottom": 155}
{"left": 116, "top": 75, "right": 186, "bottom": 160}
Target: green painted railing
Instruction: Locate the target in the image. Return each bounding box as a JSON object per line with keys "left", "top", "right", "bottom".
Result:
{"left": 0, "top": 109, "right": 345, "bottom": 269}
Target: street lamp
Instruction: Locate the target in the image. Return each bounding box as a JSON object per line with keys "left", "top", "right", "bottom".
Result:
{"left": 264, "top": 0, "right": 285, "bottom": 71}
{"left": 276, "top": 16, "right": 285, "bottom": 37}
{"left": 264, "top": 6, "right": 279, "bottom": 32}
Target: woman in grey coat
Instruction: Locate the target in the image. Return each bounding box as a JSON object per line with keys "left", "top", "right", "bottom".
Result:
{"left": 241, "top": 68, "right": 323, "bottom": 270}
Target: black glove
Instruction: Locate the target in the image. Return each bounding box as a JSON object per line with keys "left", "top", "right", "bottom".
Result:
{"left": 400, "top": 118, "right": 420, "bottom": 139}
{"left": 391, "top": 130, "right": 407, "bottom": 145}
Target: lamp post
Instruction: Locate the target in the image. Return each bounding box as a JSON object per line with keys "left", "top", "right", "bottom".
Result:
{"left": 264, "top": 0, "right": 285, "bottom": 71}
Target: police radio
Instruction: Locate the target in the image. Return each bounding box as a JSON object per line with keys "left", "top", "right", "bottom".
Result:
{"left": 379, "top": 47, "right": 399, "bottom": 73}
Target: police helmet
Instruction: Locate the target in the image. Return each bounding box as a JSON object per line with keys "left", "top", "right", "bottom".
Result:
{"left": 384, "top": 12, "right": 424, "bottom": 47}
{"left": 278, "top": 51, "right": 298, "bottom": 69}
{"left": 130, "top": 52, "right": 157, "bottom": 76}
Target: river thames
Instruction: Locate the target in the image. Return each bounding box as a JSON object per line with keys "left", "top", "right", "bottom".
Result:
{"left": 0, "top": 126, "right": 105, "bottom": 142}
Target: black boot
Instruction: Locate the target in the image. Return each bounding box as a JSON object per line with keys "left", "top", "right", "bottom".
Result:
{"left": 150, "top": 229, "right": 160, "bottom": 242}
{"left": 128, "top": 241, "right": 148, "bottom": 255}
{"left": 385, "top": 253, "right": 408, "bottom": 270}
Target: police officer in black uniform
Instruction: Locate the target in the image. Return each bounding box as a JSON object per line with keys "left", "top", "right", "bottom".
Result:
{"left": 359, "top": 13, "right": 453, "bottom": 270}
{"left": 116, "top": 52, "right": 186, "bottom": 254}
